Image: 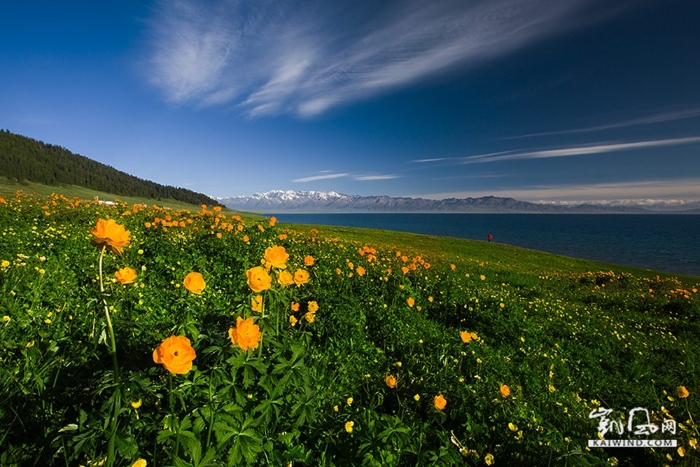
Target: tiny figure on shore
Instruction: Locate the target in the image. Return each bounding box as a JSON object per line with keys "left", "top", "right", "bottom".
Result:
{"left": 487, "top": 234, "right": 493, "bottom": 243}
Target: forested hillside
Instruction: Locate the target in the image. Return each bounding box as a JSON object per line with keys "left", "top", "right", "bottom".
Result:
{"left": 0, "top": 129, "right": 221, "bottom": 206}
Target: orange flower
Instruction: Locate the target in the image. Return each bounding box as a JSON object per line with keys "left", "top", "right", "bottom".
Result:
{"left": 228, "top": 317, "right": 261, "bottom": 351}
{"left": 246, "top": 266, "right": 272, "bottom": 293}
{"left": 251, "top": 295, "right": 263, "bottom": 312}
{"left": 407, "top": 297, "right": 415, "bottom": 307}
{"left": 460, "top": 331, "right": 478, "bottom": 343}
{"left": 304, "top": 255, "right": 315, "bottom": 266}
{"left": 291, "top": 302, "right": 300, "bottom": 312}
{"left": 277, "top": 270, "right": 294, "bottom": 286}
{"left": 304, "top": 311, "right": 316, "bottom": 323}
{"left": 500, "top": 384, "right": 511, "bottom": 398}
{"left": 90, "top": 218, "right": 131, "bottom": 255}
{"left": 183, "top": 272, "right": 206, "bottom": 294}
{"left": 677, "top": 386, "right": 690, "bottom": 398}
{"left": 153, "top": 335, "right": 196, "bottom": 374}
{"left": 386, "top": 375, "right": 397, "bottom": 388}
{"left": 308, "top": 301, "right": 319, "bottom": 313}
{"left": 264, "top": 245, "right": 289, "bottom": 269}
{"left": 356, "top": 266, "right": 366, "bottom": 276}
{"left": 115, "top": 266, "right": 137, "bottom": 284}
{"left": 434, "top": 394, "right": 447, "bottom": 410}
{"left": 293, "top": 269, "right": 310, "bottom": 286}
{"left": 268, "top": 216, "right": 277, "bottom": 227}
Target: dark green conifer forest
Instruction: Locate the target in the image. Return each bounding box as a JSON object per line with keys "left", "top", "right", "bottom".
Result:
{"left": 0, "top": 129, "right": 222, "bottom": 206}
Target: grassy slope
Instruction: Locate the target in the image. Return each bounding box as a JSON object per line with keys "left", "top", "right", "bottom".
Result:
{"left": 0, "top": 176, "right": 261, "bottom": 219}
{"left": 289, "top": 223, "right": 699, "bottom": 285}
{"left": 1, "top": 189, "right": 698, "bottom": 466}
{"left": 4, "top": 177, "right": 695, "bottom": 283}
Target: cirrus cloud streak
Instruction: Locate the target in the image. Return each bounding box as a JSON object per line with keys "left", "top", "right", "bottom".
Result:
{"left": 146, "top": 0, "right": 626, "bottom": 117}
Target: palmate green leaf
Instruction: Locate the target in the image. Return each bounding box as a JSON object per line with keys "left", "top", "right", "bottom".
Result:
{"left": 290, "top": 387, "right": 316, "bottom": 428}
{"left": 252, "top": 395, "right": 284, "bottom": 426}
{"left": 114, "top": 431, "right": 138, "bottom": 459}
{"left": 241, "top": 358, "right": 268, "bottom": 389}
{"left": 227, "top": 427, "right": 263, "bottom": 465}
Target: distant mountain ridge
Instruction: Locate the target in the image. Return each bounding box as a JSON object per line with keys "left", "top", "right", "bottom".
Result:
{"left": 219, "top": 190, "right": 687, "bottom": 213}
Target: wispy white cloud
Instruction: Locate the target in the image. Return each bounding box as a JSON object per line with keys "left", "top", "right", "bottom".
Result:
{"left": 506, "top": 106, "right": 700, "bottom": 139}
{"left": 418, "top": 178, "right": 700, "bottom": 202}
{"left": 411, "top": 157, "right": 448, "bottom": 163}
{"left": 146, "top": 0, "right": 620, "bottom": 116}
{"left": 293, "top": 172, "right": 349, "bottom": 183}
{"left": 354, "top": 174, "right": 399, "bottom": 181}
{"left": 461, "top": 136, "right": 700, "bottom": 164}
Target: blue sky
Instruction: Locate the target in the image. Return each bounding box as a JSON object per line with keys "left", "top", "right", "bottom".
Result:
{"left": 2, "top": 0, "right": 700, "bottom": 204}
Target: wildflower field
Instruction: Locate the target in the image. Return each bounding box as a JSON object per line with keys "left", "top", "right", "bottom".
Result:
{"left": 1, "top": 191, "right": 698, "bottom": 466}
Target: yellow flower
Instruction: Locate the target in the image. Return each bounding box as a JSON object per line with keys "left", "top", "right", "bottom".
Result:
{"left": 131, "top": 399, "right": 142, "bottom": 409}
{"left": 277, "top": 270, "right": 294, "bottom": 286}
{"left": 3, "top": 316, "right": 10, "bottom": 323}
{"left": 678, "top": 446, "right": 686, "bottom": 457}
{"left": 264, "top": 245, "right": 289, "bottom": 269}
{"left": 251, "top": 295, "right": 263, "bottom": 312}
{"left": 289, "top": 315, "right": 298, "bottom": 326}
{"left": 434, "top": 394, "right": 447, "bottom": 410}
{"left": 333, "top": 405, "right": 339, "bottom": 412}
{"left": 460, "top": 331, "right": 478, "bottom": 343}
{"left": 228, "top": 317, "right": 262, "bottom": 351}
{"left": 246, "top": 266, "right": 272, "bottom": 293}
{"left": 689, "top": 438, "right": 697, "bottom": 449}
{"left": 508, "top": 422, "right": 518, "bottom": 431}
{"left": 347, "top": 397, "right": 353, "bottom": 406}
{"left": 293, "top": 269, "right": 310, "bottom": 286}
{"left": 308, "top": 301, "right": 319, "bottom": 313}
{"left": 485, "top": 453, "right": 494, "bottom": 466}
{"left": 90, "top": 218, "right": 131, "bottom": 255}
{"left": 304, "top": 255, "right": 315, "bottom": 266}
{"left": 183, "top": 272, "right": 206, "bottom": 294}
{"left": 414, "top": 394, "right": 420, "bottom": 401}
{"left": 385, "top": 375, "right": 397, "bottom": 388}
{"left": 131, "top": 459, "right": 147, "bottom": 467}
{"left": 115, "top": 266, "right": 137, "bottom": 284}
{"left": 345, "top": 421, "right": 354, "bottom": 433}
{"left": 500, "top": 384, "right": 511, "bottom": 398}
{"left": 677, "top": 386, "right": 690, "bottom": 398}
{"left": 548, "top": 384, "right": 556, "bottom": 393}
{"left": 1, "top": 260, "right": 10, "bottom": 268}
{"left": 153, "top": 335, "right": 196, "bottom": 374}
{"left": 304, "top": 311, "right": 316, "bottom": 323}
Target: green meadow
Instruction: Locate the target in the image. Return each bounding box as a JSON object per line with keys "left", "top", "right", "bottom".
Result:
{"left": 0, "top": 190, "right": 698, "bottom": 466}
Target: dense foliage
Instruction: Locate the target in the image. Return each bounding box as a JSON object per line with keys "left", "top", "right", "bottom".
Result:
{"left": 0, "top": 130, "right": 221, "bottom": 207}
{"left": 0, "top": 191, "right": 698, "bottom": 466}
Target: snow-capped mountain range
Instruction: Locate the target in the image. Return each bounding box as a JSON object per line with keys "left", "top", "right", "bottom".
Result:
{"left": 217, "top": 190, "right": 700, "bottom": 213}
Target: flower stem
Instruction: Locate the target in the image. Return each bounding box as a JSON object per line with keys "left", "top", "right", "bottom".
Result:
{"left": 98, "top": 247, "right": 120, "bottom": 384}
{"left": 98, "top": 246, "right": 120, "bottom": 467}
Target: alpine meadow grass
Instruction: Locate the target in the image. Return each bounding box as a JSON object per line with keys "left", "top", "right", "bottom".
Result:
{"left": 0, "top": 191, "right": 698, "bottom": 466}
